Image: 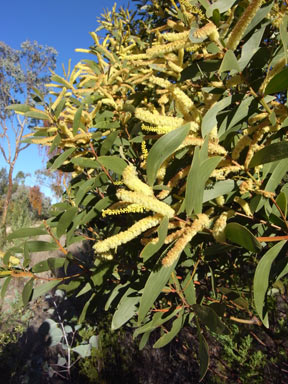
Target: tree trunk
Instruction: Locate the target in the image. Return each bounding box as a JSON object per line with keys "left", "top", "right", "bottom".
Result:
{"left": 1, "top": 163, "right": 14, "bottom": 237}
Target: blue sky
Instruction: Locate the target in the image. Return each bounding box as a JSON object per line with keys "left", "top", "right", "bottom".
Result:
{"left": 0, "top": 0, "right": 133, "bottom": 200}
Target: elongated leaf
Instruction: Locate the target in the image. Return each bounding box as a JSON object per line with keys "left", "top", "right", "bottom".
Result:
{"left": 182, "top": 272, "right": 196, "bottom": 306}
{"left": 199, "top": 333, "right": 209, "bottom": 381}
{"left": 206, "top": 0, "right": 237, "bottom": 17}
{"left": 280, "top": 15, "right": 288, "bottom": 64}
{"left": 71, "top": 157, "right": 101, "bottom": 169}
{"left": 73, "top": 105, "right": 84, "bottom": 135}
{"left": 193, "top": 304, "right": 229, "bottom": 334}
{"left": 254, "top": 241, "right": 286, "bottom": 327}
{"left": 1, "top": 276, "right": 11, "bottom": 299}
{"left": 219, "top": 50, "right": 240, "bottom": 74}
{"left": 138, "top": 254, "right": 180, "bottom": 323}
{"left": 97, "top": 156, "right": 127, "bottom": 175}
{"left": 24, "top": 110, "right": 50, "bottom": 120}
{"left": 50, "top": 147, "right": 76, "bottom": 170}
{"left": 140, "top": 216, "right": 169, "bottom": 262}
{"left": 146, "top": 124, "right": 190, "bottom": 185}
{"left": 27, "top": 241, "right": 58, "bottom": 253}
{"left": 225, "top": 223, "right": 262, "bottom": 252}
{"left": 201, "top": 96, "right": 232, "bottom": 137}
{"left": 249, "top": 142, "right": 288, "bottom": 167}
{"left": 72, "top": 344, "right": 91, "bottom": 358}
{"left": 75, "top": 178, "right": 96, "bottom": 206}
{"left": 7, "top": 227, "right": 47, "bottom": 240}
{"left": 186, "top": 148, "right": 222, "bottom": 215}
{"left": 153, "top": 310, "right": 186, "bottom": 348}
{"left": 32, "top": 280, "right": 60, "bottom": 301}
{"left": 100, "top": 131, "right": 118, "bottom": 156}
{"left": 112, "top": 288, "right": 140, "bottom": 330}
{"left": 243, "top": 2, "right": 274, "bottom": 38}
{"left": 238, "top": 26, "right": 265, "bottom": 71}
{"left": 265, "top": 67, "right": 288, "bottom": 95}
{"left": 134, "top": 308, "right": 182, "bottom": 339}
{"left": 56, "top": 207, "right": 78, "bottom": 238}
{"left": 256, "top": 159, "right": 288, "bottom": 212}
{"left": 78, "top": 293, "right": 96, "bottom": 324}
{"left": 203, "top": 180, "right": 235, "bottom": 202}
{"left": 22, "top": 278, "right": 34, "bottom": 306}
{"left": 6, "top": 104, "right": 32, "bottom": 113}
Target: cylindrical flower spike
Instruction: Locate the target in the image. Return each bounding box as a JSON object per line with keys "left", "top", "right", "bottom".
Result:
{"left": 116, "top": 190, "right": 175, "bottom": 218}
{"left": 122, "top": 165, "right": 154, "bottom": 196}
{"left": 162, "top": 214, "right": 210, "bottom": 267}
{"left": 93, "top": 215, "right": 161, "bottom": 253}
{"left": 226, "top": 0, "right": 263, "bottom": 51}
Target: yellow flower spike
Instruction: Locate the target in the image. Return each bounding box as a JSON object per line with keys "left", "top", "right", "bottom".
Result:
{"left": 135, "top": 108, "right": 184, "bottom": 128}
{"left": 211, "top": 165, "right": 243, "bottom": 180}
{"left": 212, "top": 212, "right": 229, "bottom": 243}
{"left": 116, "top": 190, "right": 175, "bottom": 218}
{"left": 215, "top": 195, "right": 225, "bottom": 206}
{"left": 141, "top": 141, "right": 149, "bottom": 160}
{"left": 102, "top": 204, "right": 145, "bottom": 218}
{"left": 162, "top": 31, "right": 190, "bottom": 42}
{"left": 234, "top": 196, "right": 253, "bottom": 217}
{"left": 194, "top": 22, "right": 219, "bottom": 43}
{"left": 172, "top": 87, "right": 197, "bottom": 117}
{"left": 162, "top": 214, "right": 210, "bottom": 267}
{"left": 93, "top": 215, "right": 162, "bottom": 253}
{"left": 122, "top": 165, "right": 154, "bottom": 196}
{"left": 146, "top": 40, "right": 194, "bottom": 57}
{"left": 226, "top": 0, "right": 263, "bottom": 51}
{"left": 232, "top": 135, "right": 252, "bottom": 160}
{"left": 51, "top": 87, "right": 67, "bottom": 111}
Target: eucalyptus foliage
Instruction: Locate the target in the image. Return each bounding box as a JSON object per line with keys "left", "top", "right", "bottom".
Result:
{"left": 2, "top": 0, "right": 288, "bottom": 378}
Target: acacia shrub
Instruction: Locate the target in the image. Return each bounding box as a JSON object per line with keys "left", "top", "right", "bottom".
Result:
{"left": 2, "top": 0, "right": 288, "bottom": 378}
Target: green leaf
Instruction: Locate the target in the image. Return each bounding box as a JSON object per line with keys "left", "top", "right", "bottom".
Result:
{"left": 32, "top": 257, "right": 65, "bottom": 273}
{"left": 181, "top": 272, "right": 196, "bottom": 306}
{"left": 203, "top": 180, "right": 235, "bottom": 203}
{"left": 56, "top": 207, "right": 78, "bottom": 238}
{"left": 22, "top": 278, "right": 34, "bottom": 306}
{"left": 273, "top": 192, "right": 287, "bottom": 218}
{"left": 72, "top": 344, "right": 91, "bottom": 358}
{"left": 32, "top": 280, "right": 60, "bottom": 301}
{"left": 71, "top": 157, "right": 101, "bottom": 169}
{"left": 249, "top": 142, "right": 288, "bottom": 167}
{"left": 6, "top": 104, "right": 31, "bottom": 113}
{"left": 243, "top": 2, "right": 274, "bottom": 38}
{"left": 225, "top": 223, "right": 262, "bottom": 252}
{"left": 153, "top": 310, "right": 186, "bottom": 348}
{"left": 73, "top": 105, "right": 84, "bottom": 135}
{"left": 134, "top": 307, "right": 182, "bottom": 338}
{"left": 146, "top": 124, "right": 190, "bottom": 185}
{"left": 138, "top": 253, "right": 180, "bottom": 324}
{"left": 193, "top": 304, "right": 229, "bottom": 334}
{"left": 24, "top": 110, "right": 50, "bottom": 120}
{"left": 140, "top": 216, "right": 169, "bottom": 262}
{"left": 75, "top": 178, "right": 96, "bottom": 207}
{"left": 100, "top": 131, "right": 118, "bottom": 156}
{"left": 78, "top": 293, "right": 96, "bottom": 324}
{"left": 206, "top": 0, "right": 237, "bottom": 17}
{"left": 264, "top": 67, "right": 288, "bottom": 95}
{"left": 112, "top": 288, "right": 140, "bottom": 330}
{"left": 199, "top": 333, "right": 209, "bottom": 381}
{"left": 1, "top": 276, "right": 11, "bottom": 300}
{"left": 50, "top": 147, "right": 76, "bottom": 170}
{"left": 27, "top": 241, "right": 59, "bottom": 253}
{"left": 219, "top": 50, "right": 240, "bottom": 74}
{"left": 201, "top": 96, "right": 232, "bottom": 137}
{"left": 97, "top": 156, "right": 127, "bottom": 175}
{"left": 186, "top": 145, "right": 222, "bottom": 215}
{"left": 280, "top": 15, "right": 288, "bottom": 64}
{"left": 238, "top": 26, "right": 265, "bottom": 71}
{"left": 254, "top": 241, "right": 286, "bottom": 327}
{"left": 7, "top": 227, "right": 47, "bottom": 240}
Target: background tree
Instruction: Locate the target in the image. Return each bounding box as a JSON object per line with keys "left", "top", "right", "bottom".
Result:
{"left": 0, "top": 41, "right": 57, "bottom": 237}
